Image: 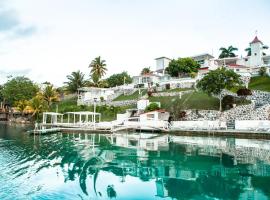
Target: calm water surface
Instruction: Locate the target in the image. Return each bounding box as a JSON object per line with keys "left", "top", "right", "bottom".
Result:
{"left": 0, "top": 123, "right": 270, "bottom": 200}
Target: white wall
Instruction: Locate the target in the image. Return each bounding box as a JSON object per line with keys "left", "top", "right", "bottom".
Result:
{"left": 250, "top": 42, "right": 263, "bottom": 67}
{"left": 235, "top": 120, "right": 270, "bottom": 130}
{"left": 171, "top": 120, "right": 227, "bottom": 130}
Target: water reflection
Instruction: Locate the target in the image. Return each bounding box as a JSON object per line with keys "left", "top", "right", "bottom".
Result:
{"left": 0, "top": 123, "right": 270, "bottom": 200}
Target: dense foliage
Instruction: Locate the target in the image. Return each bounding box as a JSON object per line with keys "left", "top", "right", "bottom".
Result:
{"left": 222, "top": 95, "right": 235, "bottom": 110}
{"left": 166, "top": 58, "right": 200, "bottom": 77}
{"left": 2, "top": 76, "right": 39, "bottom": 105}
{"left": 106, "top": 71, "right": 132, "bottom": 87}
{"left": 237, "top": 88, "right": 252, "bottom": 97}
{"left": 145, "top": 102, "right": 160, "bottom": 112}
{"left": 141, "top": 67, "right": 151, "bottom": 75}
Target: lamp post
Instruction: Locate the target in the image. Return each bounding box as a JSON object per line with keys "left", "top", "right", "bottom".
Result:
{"left": 93, "top": 97, "right": 97, "bottom": 130}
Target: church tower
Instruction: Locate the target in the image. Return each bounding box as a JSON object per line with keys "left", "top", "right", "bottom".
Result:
{"left": 249, "top": 36, "right": 264, "bottom": 67}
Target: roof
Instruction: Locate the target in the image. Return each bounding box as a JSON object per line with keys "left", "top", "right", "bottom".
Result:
{"left": 250, "top": 36, "right": 263, "bottom": 45}
{"left": 155, "top": 56, "right": 172, "bottom": 60}
{"left": 65, "top": 111, "right": 101, "bottom": 115}
{"left": 191, "top": 53, "right": 214, "bottom": 60}
{"left": 198, "top": 67, "right": 209, "bottom": 70}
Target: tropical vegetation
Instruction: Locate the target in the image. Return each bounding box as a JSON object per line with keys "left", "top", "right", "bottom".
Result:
{"left": 89, "top": 56, "right": 107, "bottom": 85}
{"left": 166, "top": 57, "right": 200, "bottom": 77}
{"left": 106, "top": 71, "right": 132, "bottom": 87}
{"left": 218, "top": 46, "right": 238, "bottom": 58}
{"left": 65, "top": 70, "right": 87, "bottom": 93}
{"left": 1, "top": 76, "right": 39, "bottom": 105}
{"left": 141, "top": 67, "right": 151, "bottom": 75}
{"left": 197, "top": 67, "right": 242, "bottom": 111}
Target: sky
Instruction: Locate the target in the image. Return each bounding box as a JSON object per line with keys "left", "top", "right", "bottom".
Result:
{"left": 0, "top": 0, "right": 270, "bottom": 86}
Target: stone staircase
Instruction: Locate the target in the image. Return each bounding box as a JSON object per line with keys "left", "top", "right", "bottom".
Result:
{"left": 226, "top": 120, "right": 235, "bottom": 130}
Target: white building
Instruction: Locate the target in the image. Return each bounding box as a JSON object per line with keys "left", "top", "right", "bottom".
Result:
{"left": 155, "top": 57, "right": 172, "bottom": 75}
{"left": 213, "top": 36, "right": 270, "bottom": 75}
{"left": 140, "top": 109, "right": 170, "bottom": 122}
{"left": 77, "top": 87, "right": 115, "bottom": 105}
{"left": 132, "top": 73, "right": 161, "bottom": 88}
{"left": 191, "top": 53, "right": 215, "bottom": 68}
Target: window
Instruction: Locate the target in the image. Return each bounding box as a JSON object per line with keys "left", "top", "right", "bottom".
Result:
{"left": 236, "top": 69, "right": 240, "bottom": 72}
{"left": 146, "top": 114, "right": 155, "bottom": 119}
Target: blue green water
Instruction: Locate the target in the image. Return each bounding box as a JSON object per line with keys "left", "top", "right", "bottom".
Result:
{"left": 0, "top": 123, "right": 270, "bottom": 200}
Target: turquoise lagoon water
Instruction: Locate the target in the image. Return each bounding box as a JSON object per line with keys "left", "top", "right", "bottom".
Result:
{"left": 0, "top": 123, "right": 270, "bottom": 200}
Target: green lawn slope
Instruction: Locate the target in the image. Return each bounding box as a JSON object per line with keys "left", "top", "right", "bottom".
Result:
{"left": 249, "top": 76, "right": 270, "bottom": 92}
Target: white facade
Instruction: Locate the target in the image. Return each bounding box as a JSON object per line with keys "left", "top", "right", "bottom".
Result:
{"left": 132, "top": 74, "right": 161, "bottom": 87}
{"left": 140, "top": 110, "right": 170, "bottom": 121}
{"left": 78, "top": 87, "right": 115, "bottom": 104}
{"left": 155, "top": 57, "right": 171, "bottom": 74}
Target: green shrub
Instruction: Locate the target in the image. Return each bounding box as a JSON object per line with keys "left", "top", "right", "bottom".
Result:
{"left": 259, "top": 67, "right": 267, "bottom": 76}
{"left": 145, "top": 102, "right": 160, "bottom": 112}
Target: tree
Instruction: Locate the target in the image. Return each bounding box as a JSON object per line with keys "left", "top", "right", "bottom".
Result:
{"left": 28, "top": 95, "right": 48, "bottom": 119}
{"left": 166, "top": 58, "right": 200, "bottom": 77}
{"left": 197, "top": 67, "right": 242, "bottom": 111}
{"left": 219, "top": 46, "right": 238, "bottom": 58}
{"left": 222, "top": 95, "right": 235, "bottom": 110}
{"left": 237, "top": 88, "right": 252, "bottom": 104}
{"left": 89, "top": 56, "right": 107, "bottom": 82}
{"left": 141, "top": 67, "right": 151, "bottom": 75}
{"left": 15, "top": 100, "right": 30, "bottom": 114}
{"left": 65, "top": 70, "right": 87, "bottom": 93}
{"left": 40, "top": 84, "right": 60, "bottom": 107}
{"left": 2, "top": 76, "right": 39, "bottom": 105}
{"left": 237, "top": 88, "right": 252, "bottom": 97}
{"left": 106, "top": 71, "right": 132, "bottom": 87}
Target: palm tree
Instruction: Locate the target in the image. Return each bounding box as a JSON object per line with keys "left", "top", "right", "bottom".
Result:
{"left": 41, "top": 85, "right": 60, "bottom": 107}
{"left": 15, "top": 100, "right": 29, "bottom": 116}
{"left": 141, "top": 67, "right": 151, "bottom": 75}
{"left": 245, "top": 47, "right": 251, "bottom": 56}
{"left": 65, "top": 70, "right": 87, "bottom": 93}
{"left": 89, "top": 56, "right": 107, "bottom": 82}
{"left": 219, "top": 46, "right": 238, "bottom": 58}
{"left": 28, "top": 95, "right": 48, "bottom": 119}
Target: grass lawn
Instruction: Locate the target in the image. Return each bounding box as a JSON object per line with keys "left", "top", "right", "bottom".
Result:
{"left": 249, "top": 76, "right": 270, "bottom": 92}
{"left": 149, "top": 91, "right": 251, "bottom": 111}
{"left": 163, "top": 88, "right": 194, "bottom": 93}
{"left": 113, "top": 89, "right": 147, "bottom": 101}
{"left": 149, "top": 91, "right": 220, "bottom": 110}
